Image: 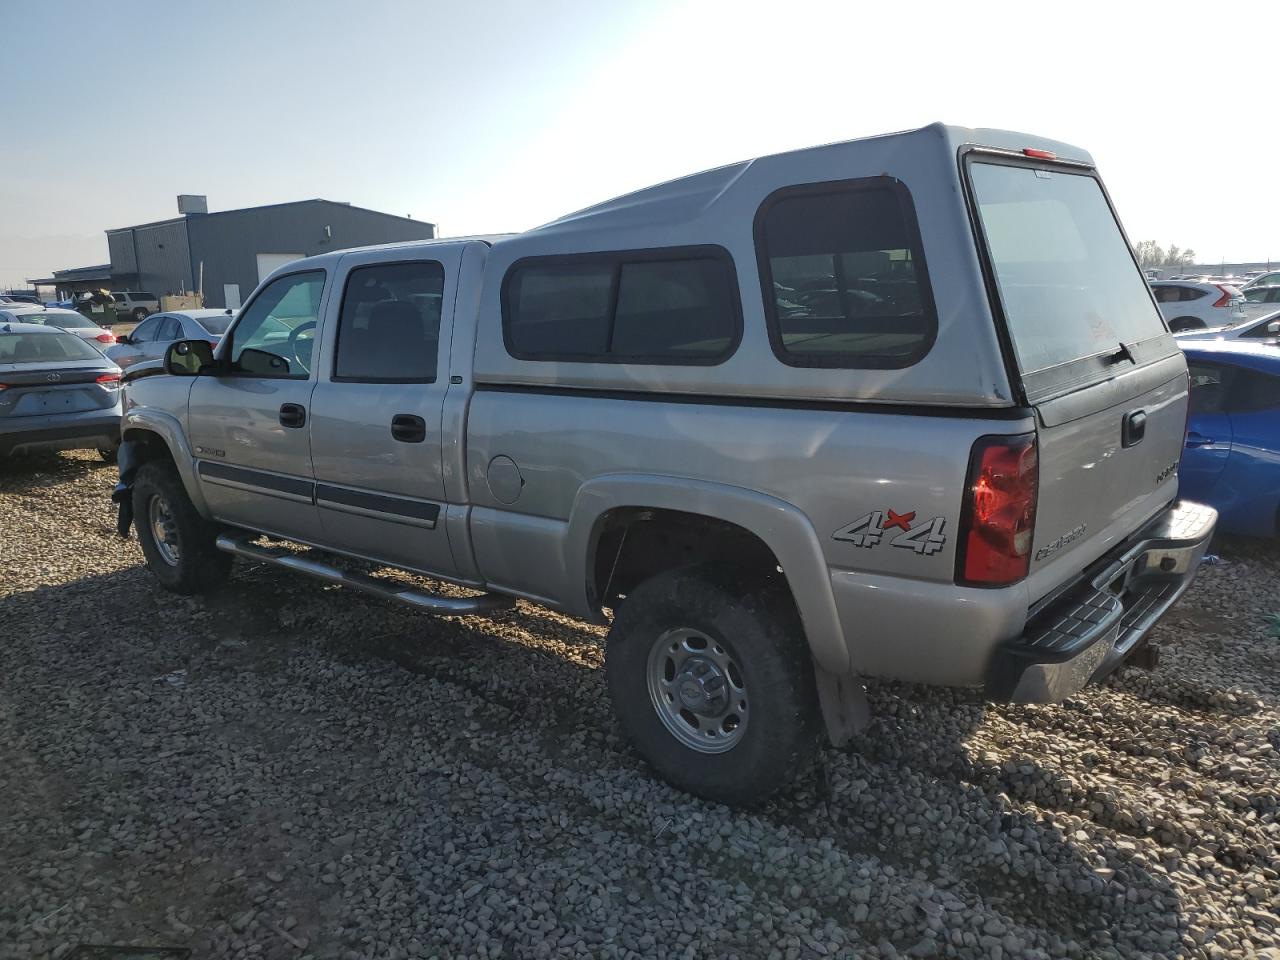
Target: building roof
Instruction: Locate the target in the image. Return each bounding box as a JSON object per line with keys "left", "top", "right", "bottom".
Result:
{"left": 105, "top": 198, "right": 434, "bottom": 234}
{"left": 26, "top": 263, "right": 114, "bottom": 285}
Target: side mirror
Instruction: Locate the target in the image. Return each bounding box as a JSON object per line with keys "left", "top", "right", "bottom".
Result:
{"left": 115, "top": 333, "right": 131, "bottom": 345}
{"left": 164, "top": 339, "right": 215, "bottom": 376}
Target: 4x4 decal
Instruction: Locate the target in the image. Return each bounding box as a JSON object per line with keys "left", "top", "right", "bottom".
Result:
{"left": 833, "top": 510, "right": 947, "bottom": 556}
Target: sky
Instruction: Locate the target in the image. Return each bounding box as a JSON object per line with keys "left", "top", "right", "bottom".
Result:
{"left": 1, "top": 0, "right": 1277, "bottom": 289}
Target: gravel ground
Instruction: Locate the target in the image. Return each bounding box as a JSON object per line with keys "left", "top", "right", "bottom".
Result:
{"left": 2, "top": 451, "right": 1279, "bottom": 960}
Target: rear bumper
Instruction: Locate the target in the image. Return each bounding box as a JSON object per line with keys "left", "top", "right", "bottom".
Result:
{"left": 987, "top": 499, "right": 1217, "bottom": 702}
{"left": 0, "top": 411, "right": 121, "bottom": 456}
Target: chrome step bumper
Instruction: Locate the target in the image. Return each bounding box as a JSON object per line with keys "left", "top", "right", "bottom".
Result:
{"left": 215, "top": 535, "right": 515, "bottom": 616}
{"left": 988, "top": 500, "right": 1217, "bottom": 703}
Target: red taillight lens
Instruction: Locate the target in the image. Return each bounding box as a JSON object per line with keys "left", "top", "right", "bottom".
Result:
{"left": 96, "top": 372, "right": 121, "bottom": 387}
{"left": 1211, "top": 285, "right": 1233, "bottom": 308}
{"left": 957, "top": 434, "right": 1039, "bottom": 586}
{"left": 1023, "top": 148, "right": 1057, "bottom": 160}
{"left": 96, "top": 332, "right": 116, "bottom": 344}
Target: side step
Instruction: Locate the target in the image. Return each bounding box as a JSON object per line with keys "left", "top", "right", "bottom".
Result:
{"left": 215, "top": 534, "right": 514, "bottom": 616}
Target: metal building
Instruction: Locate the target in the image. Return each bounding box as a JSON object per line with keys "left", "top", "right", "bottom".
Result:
{"left": 102, "top": 198, "right": 436, "bottom": 308}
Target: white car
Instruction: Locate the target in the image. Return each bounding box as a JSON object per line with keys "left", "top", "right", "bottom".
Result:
{"left": 107, "top": 308, "right": 234, "bottom": 369}
{"left": 1149, "top": 280, "right": 1246, "bottom": 332}
{"left": 1242, "top": 270, "right": 1280, "bottom": 290}
{"left": 1174, "top": 308, "right": 1280, "bottom": 343}
{"left": 1240, "top": 284, "right": 1280, "bottom": 320}
{"left": 110, "top": 291, "right": 161, "bottom": 321}
{"left": 0, "top": 306, "right": 116, "bottom": 348}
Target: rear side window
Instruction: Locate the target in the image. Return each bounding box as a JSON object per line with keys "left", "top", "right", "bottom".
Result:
{"left": 503, "top": 247, "right": 739, "bottom": 363}
{"left": 1232, "top": 369, "right": 1280, "bottom": 412}
{"left": 969, "top": 161, "right": 1169, "bottom": 383}
{"left": 755, "top": 178, "right": 937, "bottom": 368}
{"left": 334, "top": 261, "right": 445, "bottom": 382}
{"left": 1188, "top": 362, "right": 1235, "bottom": 414}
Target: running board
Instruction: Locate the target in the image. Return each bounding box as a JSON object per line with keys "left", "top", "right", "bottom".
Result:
{"left": 215, "top": 534, "right": 514, "bottom": 616}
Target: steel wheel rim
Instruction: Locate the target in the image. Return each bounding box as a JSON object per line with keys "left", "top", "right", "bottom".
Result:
{"left": 646, "top": 627, "right": 748, "bottom": 754}
{"left": 148, "top": 493, "right": 181, "bottom": 566}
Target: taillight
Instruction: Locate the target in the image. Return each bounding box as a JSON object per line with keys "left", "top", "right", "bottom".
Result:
{"left": 96, "top": 332, "right": 116, "bottom": 344}
{"left": 957, "top": 434, "right": 1039, "bottom": 586}
{"left": 1211, "top": 285, "right": 1233, "bottom": 308}
{"left": 1023, "top": 148, "right": 1057, "bottom": 160}
{"left": 96, "top": 372, "right": 121, "bottom": 387}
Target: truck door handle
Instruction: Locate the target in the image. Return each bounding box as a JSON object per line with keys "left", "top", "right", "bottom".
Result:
{"left": 1122, "top": 409, "right": 1146, "bottom": 448}
{"left": 391, "top": 414, "right": 426, "bottom": 443}
{"left": 1185, "top": 432, "right": 1214, "bottom": 447}
{"left": 279, "top": 403, "right": 306, "bottom": 428}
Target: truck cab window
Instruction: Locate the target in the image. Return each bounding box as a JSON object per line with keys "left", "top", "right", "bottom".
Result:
{"left": 229, "top": 271, "right": 326, "bottom": 378}
{"left": 334, "top": 261, "right": 445, "bottom": 382}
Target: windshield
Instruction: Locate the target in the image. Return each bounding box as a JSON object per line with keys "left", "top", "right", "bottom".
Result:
{"left": 195, "top": 313, "right": 233, "bottom": 335}
{"left": 0, "top": 331, "right": 103, "bottom": 363}
{"left": 969, "top": 161, "right": 1167, "bottom": 375}
{"left": 32, "top": 311, "right": 97, "bottom": 329}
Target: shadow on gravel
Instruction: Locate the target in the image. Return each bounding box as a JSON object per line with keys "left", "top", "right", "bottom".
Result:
{"left": 758, "top": 682, "right": 1191, "bottom": 955}
{"left": 0, "top": 449, "right": 113, "bottom": 489}
{"left": 1, "top": 546, "right": 1194, "bottom": 956}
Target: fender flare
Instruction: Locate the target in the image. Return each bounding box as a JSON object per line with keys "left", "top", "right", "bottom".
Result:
{"left": 120, "top": 407, "right": 210, "bottom": 517}
{"left": 562, "top": 474, "right": 851, "bottom": 675}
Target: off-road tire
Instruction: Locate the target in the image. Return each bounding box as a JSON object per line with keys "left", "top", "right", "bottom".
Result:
{"left": 132, "top": 459, "right": 231, "bottom": 594}
{"left": 1169, "top": 316, "right": 1205, "bottom": 332}
{"left": 605, "top": 564, "right": 820, "bottom": 806}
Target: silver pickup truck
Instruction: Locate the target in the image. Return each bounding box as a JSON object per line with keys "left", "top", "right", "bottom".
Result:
{"left": 114, "top": 123, "right": 1216, "bottom": 805}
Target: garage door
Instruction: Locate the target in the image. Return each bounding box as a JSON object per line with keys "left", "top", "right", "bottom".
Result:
{"left": 256, "top": 253, "right": 305, "bottom": 283}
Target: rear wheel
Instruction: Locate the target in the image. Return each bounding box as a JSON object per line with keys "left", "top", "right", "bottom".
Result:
{"left": 132, "top": 459, "right": 231, "bottom": 594}
{"left": 605, "top": 564, "right": 820, "bottom": 806}
{"left": 1169, "top": 316, "right": 1205, "bottom": 332}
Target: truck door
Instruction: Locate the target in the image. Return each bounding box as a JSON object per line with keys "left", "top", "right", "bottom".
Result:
{"left": 306, "top": 247, "right": 460, "bottom": 577}
{"left": 186, "top": 269, "right": 328, "bottom": 542}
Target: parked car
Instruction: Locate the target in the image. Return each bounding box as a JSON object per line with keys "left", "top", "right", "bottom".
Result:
{"left": 1149, "top": 280, "right": 1246, "bottom": 331}
{"left": 1241, "top": 285, "right": 1280, "bottom": 320}
{"left": 1, "top": 293, "right": 40, "bottom": 305}
{"left": 1243, "top": 271, "right": 1280, "bottom": 290}
{"left": 0, "top": 321, "right": 122, "bottom": 460}
{"left": 112, "top": 123, "right": 1215, "bottom": 804}
{"left": 0, "top": 306, "right": 116, "bottom": 347}
{"left": 1180, "top": 340, "right": 1280, "bottom": 536}
{"left": 110, "top": 291, "right": 161, "bottom": 321}
{"left": 1175, "top": 309, "right": 1280, "bottom": 344}
{"left": 107, "top": 309, "right": 234, "bottom": 369}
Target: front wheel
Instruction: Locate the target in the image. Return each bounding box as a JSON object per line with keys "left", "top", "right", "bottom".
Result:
{"left": 605, "top": 565, "right": 820, "bottom": 806}
{"left": 132, "top": 307, "right": 149, "bottom": 321}
{"left": 132, "top": 459, "right": 232, "bottom": 594}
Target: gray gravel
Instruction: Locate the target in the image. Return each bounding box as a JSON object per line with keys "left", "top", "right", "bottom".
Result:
{"left": 2, "top": 450, "right": 1279, "bottom": 960}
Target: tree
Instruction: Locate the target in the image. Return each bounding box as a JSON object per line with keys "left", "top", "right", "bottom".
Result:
{"left": 1165, "top": 245, "right": 1196, "bottom": 269}
{"left": 1134, "top": 241, "right": 1165, "bottom": 269}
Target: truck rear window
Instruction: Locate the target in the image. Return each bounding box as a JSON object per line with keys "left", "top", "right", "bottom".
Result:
{"left": 969, "top": 161, "right": 1167, "bottom": 377}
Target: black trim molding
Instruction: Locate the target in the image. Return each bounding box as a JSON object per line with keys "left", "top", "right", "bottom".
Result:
{"left": 474, "top": 382, "right": 1031, "bottom": 420}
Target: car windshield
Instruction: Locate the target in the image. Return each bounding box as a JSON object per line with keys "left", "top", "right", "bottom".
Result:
{"left": 969, "top": 161, "right": 1169, "bottom": 376}
{"left": 0, "top": 331, "right": 102, "bottom": 362}
{"left": 195, "top": 313, "right": 233, "bottom": 335}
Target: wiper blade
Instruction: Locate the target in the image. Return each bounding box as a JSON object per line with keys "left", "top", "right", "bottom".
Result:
{"left": 1105, "top": 342, "right": 1136, "bottom": 365}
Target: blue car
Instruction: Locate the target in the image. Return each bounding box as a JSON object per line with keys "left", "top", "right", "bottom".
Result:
{"left": 1180, "top": 341, "right": 1280, "bottom": 536}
